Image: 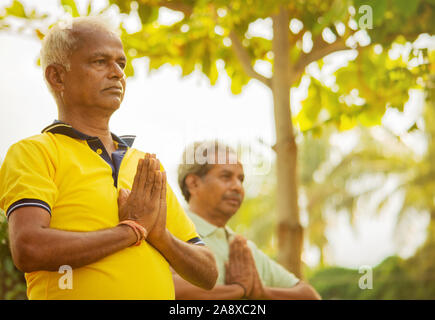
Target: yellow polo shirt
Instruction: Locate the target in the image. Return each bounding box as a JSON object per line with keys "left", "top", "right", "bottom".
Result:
{"left": 0, "top": 121, "right": 203, "bottom": 300}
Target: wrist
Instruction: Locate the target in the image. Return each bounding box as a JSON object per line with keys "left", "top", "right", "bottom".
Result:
{"left": 117, "top": 224, "right": 137, "bottom": 247}
{"left": 258, "top": 286, "right": 269, "bottom": 300}
{"left": 148, "top": 228, "right": 171, "bottom": 252}
{"left": 229, "top": 283, "right": 247, "bottom": 299}
{"left": 118, "top": 220, "right": 148, "bottom": 246}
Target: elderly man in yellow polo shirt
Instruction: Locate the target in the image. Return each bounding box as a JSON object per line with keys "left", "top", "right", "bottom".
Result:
{"left": 174, "top": 141, "right": 321, "bottom": 300}
{"left": 0, "top": 17, "right": 217, "bottom": 299}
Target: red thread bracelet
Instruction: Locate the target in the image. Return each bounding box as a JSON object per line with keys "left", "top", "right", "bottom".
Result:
{"left": 118, "top": 220, "right": 148, "bottom": 246}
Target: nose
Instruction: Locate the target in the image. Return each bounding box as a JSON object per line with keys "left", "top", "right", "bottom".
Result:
{"left": 230, "top": 177, "right": 243, "bottom": 194}
{"left": 109, "top": 61, "right": 125, "bottom": 80}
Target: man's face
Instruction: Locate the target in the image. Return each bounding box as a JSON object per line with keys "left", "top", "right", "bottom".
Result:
{"left": 62, "top": 26, "right": 127, "bottom": 112}
{"left": 195, "top": 163, "right": 245, "bottom": 218}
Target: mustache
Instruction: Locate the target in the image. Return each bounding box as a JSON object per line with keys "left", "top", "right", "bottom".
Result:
{"left": 222, "top": 193, "right": 243, "bottom": 202}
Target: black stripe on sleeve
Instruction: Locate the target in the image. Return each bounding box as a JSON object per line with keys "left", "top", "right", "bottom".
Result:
{"left": 6, "top": 199, "right": 52, "bottom": 219}
{"left": 187, "top": 237, "right": 206, "bottom": 246}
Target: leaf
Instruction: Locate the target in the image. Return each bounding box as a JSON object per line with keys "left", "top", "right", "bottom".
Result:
{"left": 138, "top": 4, "right": 159, "bottom": 24}
{"left": 407, "top": 123, "right": 419, "bottom": 133}
{"left": 61, "top": 0, "right": 80, "bottom": 17}
{"left": 312, "top": 0, "right": 348, "bottom": 36}
{"left": 5, "top": 0, "right": 26, "bottom": 18}
{"left": 35, "top": 29, "right": 44, "bottom": 40}
{"left": 124, "top": 59, "right": 135, "bottom": 77}
{"left": 230, "top": 74, "right": 243, "bottom": 94}
{"left": 86, "top": 0, "right": 92, "bottom": 15}
{"left": 338, "top": 113, "right": 357, "bottom": 131}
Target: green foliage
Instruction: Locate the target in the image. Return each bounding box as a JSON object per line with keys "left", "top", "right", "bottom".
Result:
{"left": 2, "top": 0, "right": 432, "bottom": 101}
{"left": 0, "top": 0, "right": 433, "bottom": 298}
{"left": 5, "top": 0, "right": 26, "bottom": 18}
{"left": 0, "top": 212, "right": 27, "bottom": 300}
{"left": 308, "top": 237, "right": 435, "bottom": 299}
{"left": 60, "top": 0, "right": 80, "bottom": 17}
{"left": 355, "top": 0, "right": 434, "bottom": 46}
{"left": 298, "top": 42, "right": 431, "bottom": 134}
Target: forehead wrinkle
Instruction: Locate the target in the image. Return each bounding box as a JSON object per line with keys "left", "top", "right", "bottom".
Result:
{"left": 70, "top": 23, "right": 123, "bottom": 53}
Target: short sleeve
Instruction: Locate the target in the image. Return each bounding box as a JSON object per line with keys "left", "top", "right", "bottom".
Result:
{"left": 165, "top": 181, "right": 204, "bottom": 245}
{"left": 248, "top": 240, "right": 300, "bottom": 288}
{"left": 0, "top": 137, "right": 58, "bottom": 219}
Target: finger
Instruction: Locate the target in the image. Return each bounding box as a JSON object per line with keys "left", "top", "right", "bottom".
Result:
{"left": 144, "top": 158, "right": 155, "bottom": 198}
{"left": 151, "top": 171, "right": 162, "bottom": 200}
{"left": 117, "top": 188, "right": 129, "bottom": 207}
{"left": 234, "top": 234, "right": 246, "bottom": 244}
{"left": 229, "top": 238, "right": 241, "bottom": 262}
{"left": 242, "top": 245, "right": 251, "bottom": 264}
{"left": 230, "top": 240, "right": 242, "bottom": 267}
{"left": 160, "top": 171, "right": 167, "bottom": 202}
{"left": 235, "top": 242, "right": 243, "bottom": 264}
{"left": 230, "top": 235, "right": 244, "bottom": 252}
{"left": 224, "top": 262, "right": 230, "bottom": 283}
{"left": 137, "top": 156, "right": 150, "bottom": 198}
{"left": 131, "top": 158, "right": 143, "bottom": 196}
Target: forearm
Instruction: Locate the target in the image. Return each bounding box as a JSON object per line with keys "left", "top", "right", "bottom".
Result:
{"left": 11, "top": 224, "right": 136, "bottom": 272}
{"left": 174, "top": 274, "right": 244, "bottom": 300}
{"left": 152, "top": 230, "right": 218, "bottom": 290}
{"left": 261, "top": 282, "right": 321, "bottom": 300}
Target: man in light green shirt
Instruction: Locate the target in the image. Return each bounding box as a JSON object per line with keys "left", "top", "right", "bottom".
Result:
{"left": 173, "top": 141, "right": 321, "bottom": 300}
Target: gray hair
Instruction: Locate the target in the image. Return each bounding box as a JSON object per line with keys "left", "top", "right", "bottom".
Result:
{"left": 40, "top": 16, "right": 118, "bottom": 94}
{"left": 177, "top": 140, "right": 239, "bottom": 202}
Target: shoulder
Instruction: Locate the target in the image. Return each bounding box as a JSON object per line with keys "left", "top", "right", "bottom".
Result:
{"left": 2, "top": 133, "right": 59, "bottom": 170}
{"left": 6, "top": 133, "right": 57, "bottom": 156}
{"left": 246, "top": 240, "right": 265, "bottom": 257}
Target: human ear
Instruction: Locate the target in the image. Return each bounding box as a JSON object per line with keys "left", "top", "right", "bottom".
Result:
{"left": 185, "top": 174, "right": 200, "bottom": 196}
{"left": 45, "top": 64, "right": 66, "bottom": 93}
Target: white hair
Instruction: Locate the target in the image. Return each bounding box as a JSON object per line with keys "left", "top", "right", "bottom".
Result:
{"left": 40, "top": 16, "right": 119, "bottom": 95}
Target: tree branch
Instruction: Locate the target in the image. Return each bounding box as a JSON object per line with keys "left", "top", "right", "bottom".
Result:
{"left": 148, "top": 1, "right": 271, "bottom": 88}
{"left": 295, "top": 35, "right": 350, "bottom": 73}
{"left": 228, "top": 30, "right": 272, "bottom": 88}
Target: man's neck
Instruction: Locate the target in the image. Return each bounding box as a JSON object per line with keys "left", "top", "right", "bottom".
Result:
{"left": 58, "top": 108, "right": 115, "bottom": 154}
{"left": 188, "top": 202, "right": 230, "bottom": 228}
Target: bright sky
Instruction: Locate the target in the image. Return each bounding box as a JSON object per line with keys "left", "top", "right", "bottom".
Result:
{"left": 0, "top": 0, "right": 431, "bottom": 270}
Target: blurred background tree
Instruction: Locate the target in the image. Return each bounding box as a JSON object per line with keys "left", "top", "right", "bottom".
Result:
{"left": 0, "top": 210, "right": 27, "bottom": 300}
{"left": 0, "top": 0, "right": 434, "bottom": 298}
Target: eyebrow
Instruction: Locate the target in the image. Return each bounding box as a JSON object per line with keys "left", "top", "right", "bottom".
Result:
{"left": 220, "top": 169, "right": 245, "bottom": 179}
{"left": 89, "top": 52, "right": 127, "bottom": 61}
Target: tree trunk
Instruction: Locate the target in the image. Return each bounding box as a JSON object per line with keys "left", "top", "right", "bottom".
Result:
{"left": 272, "top": 7, "right": 304, "bottom": 278}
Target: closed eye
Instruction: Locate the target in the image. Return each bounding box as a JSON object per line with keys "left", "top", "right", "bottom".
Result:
{"left": 94, "top": 59, "right": 106, "bottom": 65}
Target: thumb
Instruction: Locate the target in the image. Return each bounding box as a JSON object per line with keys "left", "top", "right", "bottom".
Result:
{"left": 118, "top": 188, "right": 130, "bottom": 206}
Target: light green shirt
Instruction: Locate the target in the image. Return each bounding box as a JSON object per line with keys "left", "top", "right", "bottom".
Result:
{"left": 188, "top": 211, "right": 300, "bottom": 288}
